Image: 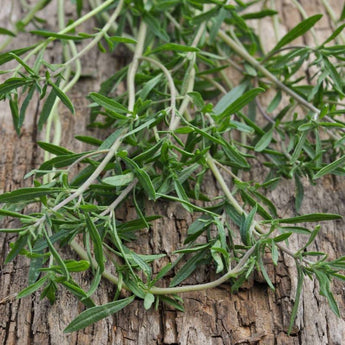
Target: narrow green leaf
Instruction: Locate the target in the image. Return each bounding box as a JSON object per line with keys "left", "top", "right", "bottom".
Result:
{"left": 9, "top": 96, "right": 20, "bottom": 135}
{"left": 0, "top": 187, "right": 62, "bottom": 203}
{"left": 0, "top": 27, "right": 16, "bottom": 36}
{"left": 272, "top": 15, "right": 322, "bottom": 52}
{"left": 151, "top": 43, "right": 199, "bottom": 53}
{"left": 38, "top": 86, "right": 58, "bottom": 130}
{"left": 130, "top": 251, "right": 151, "bottom": 278}
{"left": 37, "top": 141, "right": 73, "bottom": 155}
{"left": 313, "top": 155, "right": 345, "bottom": 179}
{"left": 5, "top": 235, "right": 28, "bottom": 263}
{"left": 143, "top": 13, "right": 169, "bottom": 41}
{"left": 258, "top": 252, "right": 275, "bottom": 290}
{"left": 240, "top": 205, "right": 257, "bottom": 246}
{"left": 122, "top": 157, "right": 156, "bottom": 200}
{"left": 321, "top": 24, "right": 345, "bottom": 46}
{"left": 44, "top": 229, "right": 70, "bottom": 280}
{"left": 218, "top": 88, "right": 264, "bottom": 118}
{"left": 159, "top": 295, "right": 184, "bottom": 312}
{"left": 84, "top": 267, "right": 102, "bottom": 298}
{"left": 108, "top": 36, "right": 136, "bottom": 44}
{"left": 255, "top": 128, "right": 273, "bottom": 152}
{"left": 0, "top": 208, "right": 33, "bottom": 219}
{"left": 170, "top": 249, "right": 208, "bottom": 287}
{"left": 17, "top": 276, "right": 49, "bottom": 298}
{"left": 267, "top": 91, "right": 282, "bottom": 113}
{"left": 0, "top": 77, "right": 32, "bottom": 95}
{"left": 103, "top": 173, "right": 134, "bottom": 187}
{"left": 291, "top": 132, "right": 307, "bottom": 164}
{"left": 144, "top": 293, "right": 155, "bottom": 310}
{"left": 49, "top": 81, "right": 75, "bottom": 114}
{"left": 242, "top": 9, "right": 278, "bottom": 20}
{"left": 89, "top": 92, "right": 128, "bottom": 114}
{"left": 19, "top": 85, "right": 35, "bottom": 128}
{"left": 9, "top": 53, "right": 35, "bottom": 75}
{"left": 268, "top": 213, "right": 342, "bottom": 224}
{"left": 85, "top": 214, "right": 105, "bottom": 273}
{"left": 0, "top": 45, "right": 38, "bottom": 66}
{"left": 30, "top": 30, "right": 88, "bottom": 41}
{"left": 213, "top": 83, "right": 247, "bottom": 114}
{"left": 61, "top": 281, "right": 95, "bottom": 308}
{"left": 271, "top": 240, "right": 278, "bottom": 265}
{"left": 64, "top": 296, "right": 135, "bottom": 333}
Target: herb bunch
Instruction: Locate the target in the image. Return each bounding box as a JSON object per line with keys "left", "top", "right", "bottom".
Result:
{"left": 0, "top": 0, "right": 345, "bottom": 334}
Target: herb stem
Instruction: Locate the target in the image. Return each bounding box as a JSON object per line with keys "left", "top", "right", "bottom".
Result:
{"left": 57, "top": 0, "right": 125, "bottom": 73}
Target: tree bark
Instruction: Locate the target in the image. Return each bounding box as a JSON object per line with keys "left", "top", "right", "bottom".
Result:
{"left": 1, "top": 1, "right": 344, "bottom": 344}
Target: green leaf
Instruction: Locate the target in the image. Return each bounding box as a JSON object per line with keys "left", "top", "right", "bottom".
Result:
{"left": 38, "top": 86, "right": 58, "bottom": 130}
{"left": 143, "top": 13, "right": 169, "bottom": 41}
{"left": 0, "top": 45, "right": 38, "bottom": 66}
{"left": 213, "top": 83, "right": 247, "bottom": 114}
{"left": 37, "top": 141, "right": 73, "bottom": 155}
{"left": 30, "top": 30, "right": 88, "bottom": 41}
{"left": 0, "top": 187, "right": 62, "bottom": 203}
{"left": 240, "top": 205, "right": 257, "bottom": 246}
{"left": 258, "top": 251, "right": 275, "bottom": 290}
{"left": 85, "top": 214, "right": 105, "bottom": 273}
{"left": 217, "top": 88, "right": 264, "bottom": 118}
{"left": 121, "top": 156, "right": 156, "bottom": 200}
{"left": 44, "top": 229, "right": 70, "bottom": 280}
{"left": 242, "top": 10, "right": 278, "bottom": 20}
{"left": 0, "top": 208, "right": 34, "bottom": 219}
{"left": 291, "top": 132, "right": 307, "bottom": 164}
{"left": 170, "top": 249, "right": 208, "bottom": 287}
{"left": 0, "top": 77, "right": 32, "bottom": 95}
{"left": 272, "top": 14, "right": 322, "bottom": 52}
{"left": 89, "top": 92, "right": 128, "bottom": 114}
{"left": 103, "top": 173, "right": 135, "bottom": 187}
{"left": 17, "top": 276, "right": 49, "bottom": 298}
{"left": 254, "top": 127, "right": 273, "bottom": 152}
{"left": 19, "top": 85, "right": 35, "bottom": 128}
{"left": 61, "top": 281, "right": 95, "bottom": 308}
{"left": 313, "top": 155, "right": 345, "bottom": 180}
{"left": 320, "top": 24, "right": 345, "bottom": 46}
{"left": 64, "top": 296, "right": 135, "bottom": 333}
{"left": 266, "top": 213, "right": 342, "bottom": 224}
{"left": 151, "top": 43, "right": 199, "bottom": 53}
{"left": 49, "top": 81, "right": 75, "bottom": 114}
{"left": 108, "top": 36, "right": 136, "bottom": 44}
{"left": 0, "top": 27, "right": 16, "bottom": 36}
{"left": 8, "top": 53, "right": 35, "bottom": 75}
{"left": 144, "top": 293, "right": 155, "bottom": 310}
{"left": 5, "top": 235, "right": 29, "bottom": 263}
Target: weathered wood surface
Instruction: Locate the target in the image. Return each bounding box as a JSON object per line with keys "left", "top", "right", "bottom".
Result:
{"left": 0, "top": 1, "right": 344, "bottom": 344}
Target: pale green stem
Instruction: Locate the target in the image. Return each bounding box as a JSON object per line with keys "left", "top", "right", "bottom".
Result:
{"left": 56, "top": 0, "right": 125, "bottom": 73}
{"left": 218, "top": 29, "right": 320, "bottom": 116}
{"left": 127, "top": 21, "right": 147, "bottom": 115}
{"left": 67, "top": 149, "right": 110, "bottom": 172}
{"left": 70, "top": 234, "right": 256, "bottom": 295}
{"left": 99, "top": 178, "right": 138, "bottom": 217}
{"left": 139, "top": 56, "right": 177, "bottom": 123}
{"left": 13, "top": 0, "right": 116, "bottom": 76}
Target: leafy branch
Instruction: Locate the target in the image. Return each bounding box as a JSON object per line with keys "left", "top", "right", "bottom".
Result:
{"left": 0, "top": 0, "right": 344, "bottom": 334}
